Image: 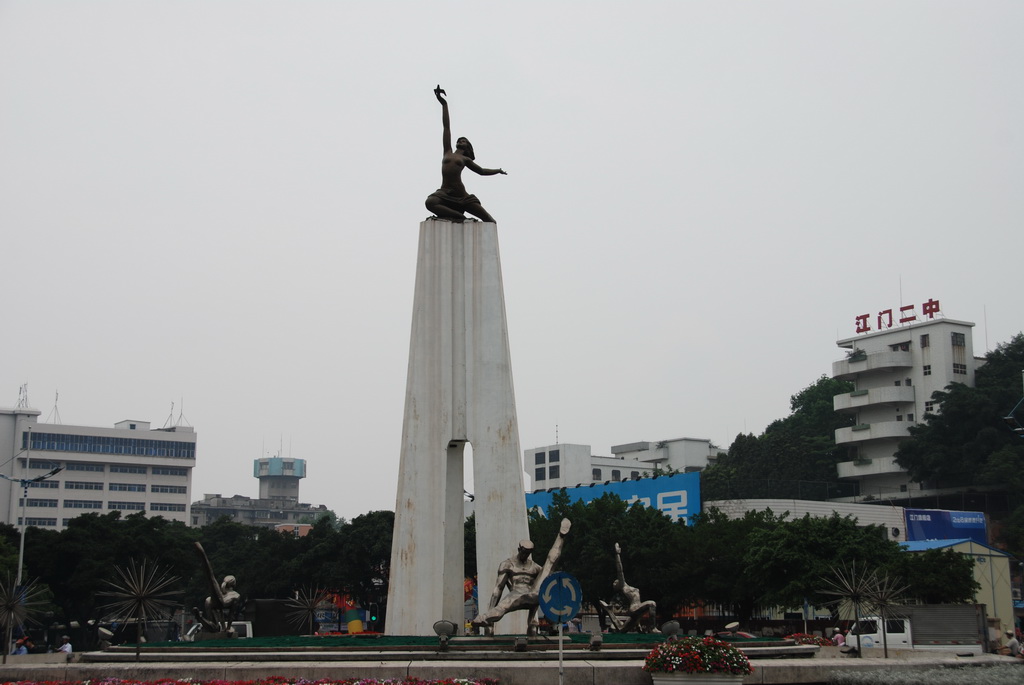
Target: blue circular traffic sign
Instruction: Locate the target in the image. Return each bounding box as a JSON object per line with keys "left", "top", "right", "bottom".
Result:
{"left": 539, "top": 572, "right": 582, "bottom": 622}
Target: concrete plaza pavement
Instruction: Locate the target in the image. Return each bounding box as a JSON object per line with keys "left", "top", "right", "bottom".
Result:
{"left": 0, "top": 646, "right": 1020, "bottom": 685}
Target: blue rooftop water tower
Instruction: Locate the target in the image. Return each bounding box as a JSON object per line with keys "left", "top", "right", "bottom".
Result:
{"left": 254, "top": 457, "right": 306, "bottom": 503}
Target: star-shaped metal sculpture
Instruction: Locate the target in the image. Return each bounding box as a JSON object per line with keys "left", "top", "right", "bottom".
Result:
{"left": 98, "top": 559, "right": 181, "bottom": 661}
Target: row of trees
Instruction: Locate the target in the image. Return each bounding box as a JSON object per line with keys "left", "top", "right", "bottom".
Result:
{"left": 0, "top": 509, "right": 393, "bottom": 646}
{"left": 4, "top": 491, "right": 976, "bottom": 644}
{"left": 527, "top": 491, "right": 977, "bottom": 624}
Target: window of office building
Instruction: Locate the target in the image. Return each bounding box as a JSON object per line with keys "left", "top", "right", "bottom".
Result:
{"left": 65, "top": 481, "right": 103, "bottom": 490}
{"left": 109, "top": 483, "right": 146, "bottom": 492}
{"left": 22, "top": 498, "right": 58, "bottom": 508}
{"left": 150, "top": 503, "right": 186, "bottom": 512}
{"left": 593, "top": 468, "right": 602, "bottom": 481}
{"left": 22, "top": 432, "right": 196, "bottom": 460}
{"left": 951, "top": 332, "right": 967, "bottom": 375}
{"left": 925, "top": 401, "right": 935, "bottom": 414}
{"left": 27, "top": 480, "right": 58, "bottom": 489}
{"left": 612, "top": 470, "right": 621, "bottom": 482}
{"left": 535, "top": 467, "right": 545, "bottom": 482}
{"left": 631, "top": 471, "right": 640, "bottom": 479}
{"left": 549, "top": 465, "right": 560, "bottom": 479}
{"left": 66, "top": 463, "right": 104, "bottom": 472}
{"left": 110, "top": 465, "right": 147, "bottom": 474}
{"left": 920, "top": 334, "right": 930, "bottom": 348}
{"left": 151, "top": 485, "right": 187, "bottom": 494}
{"left": 64, "top": 500, "right": 103, "bottom": 509}
{"left": 923, "top": 365, "right": 931, "bottom": 376}
{"left": 535, "top": 452, "right": 545, "bottom": 465}
{"left": 19, "top": 518, "right": 56, "bottom": 527}
{"left": 548, "top": 450, "right": 560, "bottom": 463}
{"left": 152, "top": 467, "right": 187, "bottom": 477}
{"left": 108, "top": 501, "right": 145, "bottom": 511}
{"left": 28, "top": 460, "right": 61, "bottom": 470}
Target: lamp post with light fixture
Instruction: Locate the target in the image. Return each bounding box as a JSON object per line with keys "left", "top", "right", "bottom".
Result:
{"left": 0, "top": 427, "right": 63, "bottom": 587}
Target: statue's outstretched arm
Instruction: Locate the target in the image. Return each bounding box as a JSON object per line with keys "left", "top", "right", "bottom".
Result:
{"left": 614, "top": 542, "right": 626, "bottom": 584}
{"left": 435, "top": 85, "right": 452, "bottom": 153}
{"left": 195, "top": 542, "right": 225, "bottom": 605}
{"left": 465, "top": 159, "right": 506, "bottom": 176}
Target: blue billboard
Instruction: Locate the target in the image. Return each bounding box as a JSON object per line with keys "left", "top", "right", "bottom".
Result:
{"left": 525, "top": 472, "right": 701, "bottom": 524}
{"left": 904, "top": 508, "right": 987, "bottom": 544}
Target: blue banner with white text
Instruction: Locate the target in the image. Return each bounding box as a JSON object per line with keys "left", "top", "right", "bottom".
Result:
{"left": 904, "top": 508, "right": 986, "bottom": 543}
{"left": 525, "top": 472, "right": 700, "bottom": 525}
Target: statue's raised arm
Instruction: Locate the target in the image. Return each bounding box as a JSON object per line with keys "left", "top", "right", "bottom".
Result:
{"left": 425, "top": 85, "right": 506, "bottom": 224}
{"left": 435, "top": 85, "right": 452, "bottom": 153}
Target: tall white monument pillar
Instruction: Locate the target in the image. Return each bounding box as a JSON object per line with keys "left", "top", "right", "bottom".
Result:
{"left": 386, "top": 219, "right": 529, "bottom": 636}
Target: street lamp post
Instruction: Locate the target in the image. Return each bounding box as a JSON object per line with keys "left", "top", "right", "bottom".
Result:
{"left": 0, "top": 426, "right": 62, "bottom": 656}
{"left": 1, "top": 427, "right": 63, "bottom": 587}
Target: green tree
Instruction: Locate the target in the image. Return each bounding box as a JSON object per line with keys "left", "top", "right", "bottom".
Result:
{"left": 702, "top": 376, "right": 854, "bottom": 500}
{"left": 889, "top": 548, "right": 980, "bottom": 604}
{"left": 193, "top": 517, "right": 298, "bottom": 604}
{"left": 680, "top": 508, "right": 783, "bottom": 620}
{"left": 290, "top": 516, "right": 345, "bottom": 590}
{"left": 337, "top": 510, "right": 394, "bottom": 616}
{"left": 745, "top": 513, "right": 900, "bottom": 610}
{"left": 0, "top": 530, "right": 19, "bottom": 579}
{"left": 895, "top": 333, "right": 1024, "bottom": 489}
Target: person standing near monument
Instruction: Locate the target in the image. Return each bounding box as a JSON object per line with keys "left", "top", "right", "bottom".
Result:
{"left": 425, "top": 85, "right": 506, "bottom": 223}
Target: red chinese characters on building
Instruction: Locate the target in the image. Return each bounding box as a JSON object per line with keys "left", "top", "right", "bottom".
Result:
{"left": 855, "top": 299, "right": 940, "bottom": 334}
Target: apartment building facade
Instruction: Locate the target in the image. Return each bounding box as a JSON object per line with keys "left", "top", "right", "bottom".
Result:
{"left": 832, "top": 311, "right": 979, "bottom": 499}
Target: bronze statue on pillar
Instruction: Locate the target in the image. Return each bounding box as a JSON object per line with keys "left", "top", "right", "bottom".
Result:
{"left": 425, "top": 85, "right": 507, "bottom": 223}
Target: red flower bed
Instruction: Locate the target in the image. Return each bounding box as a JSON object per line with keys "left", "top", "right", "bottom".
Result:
{"left": 0, "top": 675, "right": 495, "bottom": 679}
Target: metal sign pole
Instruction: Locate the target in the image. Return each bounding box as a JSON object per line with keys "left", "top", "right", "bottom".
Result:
{"left": 558, "top": 620, "right": 564, "bottom": 685}
{"left": 539, "top": 572, "right": 580, "bottom": 685}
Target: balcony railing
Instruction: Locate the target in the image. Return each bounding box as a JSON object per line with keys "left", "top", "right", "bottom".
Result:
{"left": 834, "top": 385, "right": 916, "bottom": 412}
{"left": 832, "top": 350, "right": 913, "bottom": 380}
{"left": 835, "top": 420, "right": 912, "bottom": 445}
{"left": 837, "top": 456, "right": 905, "bottom": 479}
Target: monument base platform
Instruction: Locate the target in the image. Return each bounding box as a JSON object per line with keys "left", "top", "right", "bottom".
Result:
{"left": 1, "top": 641, "right": 1015, "bottom": 685}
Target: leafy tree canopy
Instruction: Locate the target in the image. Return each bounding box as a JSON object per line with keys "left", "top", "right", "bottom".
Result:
{"left": 889, "top": 548, "right": 980, "bottom": 604}
{"left": 895, "top": 332, "right": 1024, "bottom": 488}
{"left": 702, "top": 375, "right": 854, "bottom": 500}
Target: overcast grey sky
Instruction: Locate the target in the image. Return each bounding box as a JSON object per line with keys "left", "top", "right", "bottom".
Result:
{"left": 2, "top": 2, "right": 1021, "bottom": 521}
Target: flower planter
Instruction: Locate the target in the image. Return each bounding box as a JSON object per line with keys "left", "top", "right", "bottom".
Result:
{"left": 651, "top": 674, "right": 745, "bottom": 684}
{"left": 643, "top": 636, "right": 753, "bottom": 685}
